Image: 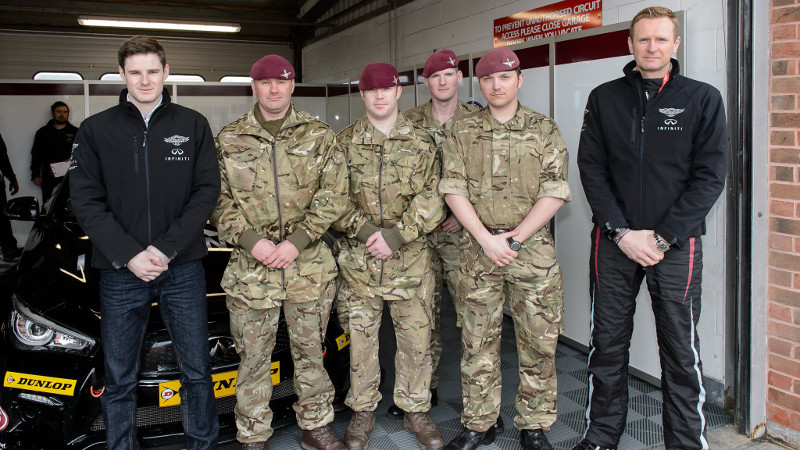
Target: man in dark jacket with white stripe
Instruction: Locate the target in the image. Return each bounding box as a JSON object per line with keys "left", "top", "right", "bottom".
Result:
{"left": 69, "top": 35, "right": 220, "bottom": 449}
{"left": 574, "top": 7, "right": 727, "bottom": 450}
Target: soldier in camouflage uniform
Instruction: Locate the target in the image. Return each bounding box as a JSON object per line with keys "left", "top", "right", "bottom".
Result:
{"left": 440, "top": 48, "right": 572, "bottom": 450}
{"left": 387, "top": 50, "right": 478, "bottom": 421}
{"left": 211, "top": 55, "right": 348, "bottom": 450}
{"left": 333, "top": 63, "right": 445, "bottom": 450}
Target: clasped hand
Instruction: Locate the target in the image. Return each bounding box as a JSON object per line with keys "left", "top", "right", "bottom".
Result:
{"left": 617, "top": 229, "right": 664, "bottom": 267}
{"left": 479, "top": 230, "right": 520, "bottom": 268}
{"left": 251, "top": 238, "right": 299, "bottom": 269}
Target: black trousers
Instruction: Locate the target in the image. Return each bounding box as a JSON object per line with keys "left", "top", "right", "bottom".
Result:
{"left": 583, "top": 226, "right": 708, "bottom": 449}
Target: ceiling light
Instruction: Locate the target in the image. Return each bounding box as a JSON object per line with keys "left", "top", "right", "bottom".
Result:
{"left": 78, "top": 16, "right": 240, "bottom": 33}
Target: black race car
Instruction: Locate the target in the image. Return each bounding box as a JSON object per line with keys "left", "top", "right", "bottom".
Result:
{"left": 0, "top": 181, "right": 351, "bottom": 449}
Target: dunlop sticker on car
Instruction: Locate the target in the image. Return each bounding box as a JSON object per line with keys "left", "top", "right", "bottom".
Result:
{"left": 158, "top": 362, "right": 280, "bottom": 407}
{"left": 336, "top": 332, "right": 350, "bottom": 350}
{"left": 4, "top": 371, "right": 77, "bottom": 396}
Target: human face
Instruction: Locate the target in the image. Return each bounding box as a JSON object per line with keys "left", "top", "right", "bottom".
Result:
{"left": 52, "top": 106, "right": 69, "bottom": 125}
{"left": 252, "top": 78, "right": 294, "bottom": 120}
{"left": 119, "top": 53, "right": 168, "bottom": 111}
{"left": 424, "top": 68, "right": 462, "bottom": 103}
{"left": 628, "top": 17, "right": 680, "bottom": 79}
{"left": 478, "top": 70, "right": 523, "bottom": 111}
{"left": 361, "top": 86, "right": 402, "bottom": 122}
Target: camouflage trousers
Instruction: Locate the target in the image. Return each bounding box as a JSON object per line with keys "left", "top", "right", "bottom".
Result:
{"left": 226, "top": 280, "right": 336, "bottom": 443}
{"left": 342, "top": 269, "right": 435, "bottom": 413}
{"left": 427, "top": 228, "right": 463, "bottom": 389}
{"left": 456, "top": 233, "right": 564, "bottom": 431}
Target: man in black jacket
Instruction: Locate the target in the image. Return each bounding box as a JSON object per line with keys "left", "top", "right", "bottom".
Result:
{"left": 574, "top": 7, "right": 727, "bottom": 450}
{"left": 69, "top": 35, "right": 220, "bottom": 449}
{"left": 0, "top": 133, "right": 20, "bottom": 261}
{"left": 30, "top": 101, "right": 78, "bottom": 204}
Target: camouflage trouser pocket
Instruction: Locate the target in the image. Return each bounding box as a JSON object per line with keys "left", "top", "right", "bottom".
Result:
{"left": 337, "top": 245, "right": 371, "bottom": 288}
{"left": 285, "top": 261, "right": 323, "bottom": 303}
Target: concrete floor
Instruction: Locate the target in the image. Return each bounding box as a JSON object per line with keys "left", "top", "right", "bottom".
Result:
{"left": 651, "top": 424, "right": 793, "bottom": 449}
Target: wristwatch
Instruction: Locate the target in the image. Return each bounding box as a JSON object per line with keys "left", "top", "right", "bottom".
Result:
{"left": 506, "top": 237, "right": 522, "bottom": 251}
{"left": 653, "top": 233, "right": 670, "bottom": 252}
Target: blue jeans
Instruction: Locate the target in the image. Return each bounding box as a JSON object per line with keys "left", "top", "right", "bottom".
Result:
{"left": 99, "top": 260, "right": 218, "bottom": 449}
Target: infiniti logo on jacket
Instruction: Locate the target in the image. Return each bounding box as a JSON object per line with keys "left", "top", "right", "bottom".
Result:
{"left": 165, "top": 134, "right": 191, "bottom": 161}
{"left": 658, "top": 107, "right": 685, "bottom": 131}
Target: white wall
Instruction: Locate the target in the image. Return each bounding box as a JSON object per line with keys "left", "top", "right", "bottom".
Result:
{"left": 303, "top": 0, "right": 731, "bottom": 386}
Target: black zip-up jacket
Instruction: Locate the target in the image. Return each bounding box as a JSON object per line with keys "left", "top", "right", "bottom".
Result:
{"left": 69, "top": 89, "right": 221, "bottom": 270}
{"left": 30, "top": 119, "right": 78, "bottom": 180}
{"left": 577, "top": 59, "right": 728, "bottom": 246}
{"left": 0, "top": 133, "right": 17, "bottom": 183}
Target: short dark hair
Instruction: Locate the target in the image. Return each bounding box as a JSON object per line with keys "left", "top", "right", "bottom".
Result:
{"left": 51, "top": 101, "right": 69, "bottom": 114}
{"left": 630, "top": 7, "right": 679, "bottom": 39}
{"left": 118, "top": 35, "right": 167, "bottom": 69}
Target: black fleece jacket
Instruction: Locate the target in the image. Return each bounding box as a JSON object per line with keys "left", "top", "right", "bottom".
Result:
{"left": 577, "top": 59, "right": 728, "bottom": 246}
{"left": 30, "top": 119, "right": 78, "bottom": 180}
{"left": 69, "top": 89, "right": 220, "bottom": 270}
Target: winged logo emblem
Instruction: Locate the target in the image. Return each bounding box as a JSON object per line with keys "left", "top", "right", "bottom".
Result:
{"left": 164, "top": 135, "right": 190, "bottom": 146}
{"left": 659, "top": 108, "right": 685, "bottom": 118}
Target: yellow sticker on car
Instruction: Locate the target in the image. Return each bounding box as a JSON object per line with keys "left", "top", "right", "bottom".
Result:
{"left": 4, "top": 371, "right": 77, "bottom": 396}
{"left": 158, "top": 362, "right": 281, "bottom": 407}
{"left": 336, "top": 332, "right": 350, "bottom": 350}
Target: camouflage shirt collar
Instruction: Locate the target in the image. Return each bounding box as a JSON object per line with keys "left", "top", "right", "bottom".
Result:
{"left": 480, "top": 103, "right": 529, "bottom": 132}
{"left": 235, "top": 103, "right": 317, "bottom": 139}
{"left": 352, "top": 114, "right": 415, "bottom": 144}
{"left": 420, "top": 100, "right": 474, "bottom": 130}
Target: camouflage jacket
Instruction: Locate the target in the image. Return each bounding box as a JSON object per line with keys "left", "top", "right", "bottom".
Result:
{"left": 334, "top": 114, "right": 444, "bottom": 299}
{"left": 212, "top": 105, "right": 348, "bottom": 307}
{"left": 406, "top": 100, "right": 478, "bottom": 221}
{"left": 405, "top": 100, "right": 478, "bottom": 152}
{"left": 440, "top": 105, "right": 572, "bottom": 236}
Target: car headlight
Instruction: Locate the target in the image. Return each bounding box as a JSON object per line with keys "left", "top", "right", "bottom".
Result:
{"left": 10, "top": 295, "right": 95, "bottom": 353}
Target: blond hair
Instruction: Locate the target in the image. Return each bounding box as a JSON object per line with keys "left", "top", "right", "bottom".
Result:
{"left": 630, "top": 7, "right": 679, "bottom": 39}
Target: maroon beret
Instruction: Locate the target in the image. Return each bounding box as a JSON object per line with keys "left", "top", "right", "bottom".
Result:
{"left": 422, "top": 50, "right": 459, "bottom": 77}
{"left": 359, "top": 63, "right": 400, "bottom": 90}
{"left": 475, "top": 47, "right": 520, "bottom": 77}
{"left": 250, "top": 54, "right": 295, "bottom": 80}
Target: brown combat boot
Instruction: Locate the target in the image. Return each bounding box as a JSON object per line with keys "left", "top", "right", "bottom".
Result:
{"left": 344, "top": 411, "right": 375, "bottom": 450}
{"left": 301, "top": 425, "right": 347, "bottom": 450}
{"left": 241, "top": 442, "right": 268, "bottom": 450}
{"left": 404, "top": 411, "right": 444, "bottom": 450}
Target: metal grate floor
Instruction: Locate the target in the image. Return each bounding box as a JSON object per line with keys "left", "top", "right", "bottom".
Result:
{"left": 220, "top": 288, "right": 732, "bottom": 449}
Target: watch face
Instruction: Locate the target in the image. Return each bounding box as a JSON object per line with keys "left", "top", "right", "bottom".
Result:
{"left": 507, "top": 237, "right": 521, "bottom": 251}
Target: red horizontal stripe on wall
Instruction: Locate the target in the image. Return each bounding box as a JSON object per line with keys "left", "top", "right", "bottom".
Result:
{"left": 458, "top": 59, "right": 470, "bottom": 76}
{"left": 555, "top": 30, "right": 630, "bottom": 65}
{"left": 327, "top": 85, "right": 350, "bottom": 97}
{"left": 0, "top": 84, "right": 84, "bottom": 95}
{"left": 293, "top": 86, "right": 327, "bottom": 97}
{"left": 517, "top": 44, "right": 549, "bottom": 70}
{"left": 89, "top": 84, "right": 174, "bottom": 96}
{"left": 178, "top": 85, "right": 253, "bottom": 96}
{"left": 398, "top": 70, "right": 414, "bottom": 86}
